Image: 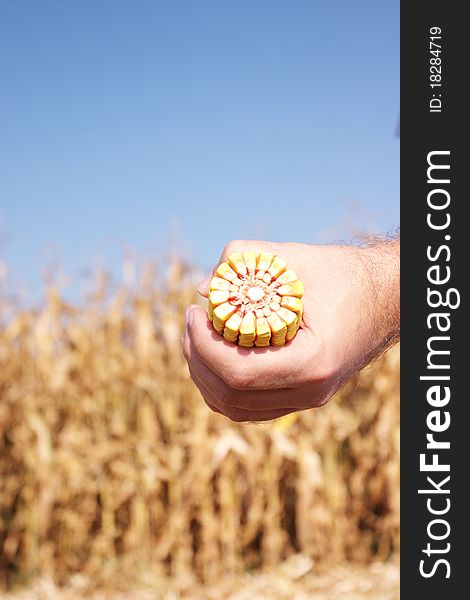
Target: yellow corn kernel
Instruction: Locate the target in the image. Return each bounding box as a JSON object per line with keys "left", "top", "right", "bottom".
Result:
{"left": 277, "top": 307, "right": 298, "bottom": 340}
{"left": 243, "top": 252, "right": 257, "bottom": 272}
{"left": 280, "top": 296, "right": 302, "bottom": 315}
{"left": 223, "top": 311, "right": 243, "bottom": 342}
{"left": 209, "top": 290, "right": 230, "bottom": 307}
{"left": 286, "top": 323, "right": 300, "bottom": 341}
{"left": 208, "top": 299, "right": 214, "bottom": 321}
{"left": 277, "top": 269, "right": 298, "bottom": 285}
{"left": 256, "top": 252, "right": 274, "bottom": 273}
{"left": 227, "top": 252, "right": 247, "bottom": 277}
{"left": 255, "top": 317, "right": 271, "bottom": 347}
{"left": 267, "top": 256, "right": 287, "bottom": 278}
{"left": 210, "top": 276, "right": 231, "bottom": 291}
{"left": 213, "top": 302, "right": 237, "bottom": 333}
{"left": 277, "top": 280, "right": 304, "bottom": 298}
{"left": 267, "top": 312, "right": 287, "bottom": 346}
{"left": 238, "top": 311, "right": 256, "bottom": 347}
{"left": 216, "top": 262, "right": 238, "bottom": 282}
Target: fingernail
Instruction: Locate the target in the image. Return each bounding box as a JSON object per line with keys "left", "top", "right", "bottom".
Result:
{"left": 197, "top": 274, "right": 211, "bottom": 296}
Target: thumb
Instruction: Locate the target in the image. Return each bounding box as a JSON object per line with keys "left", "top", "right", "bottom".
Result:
{"left": 197, "top": 274, "right": 211, "bottom": 298}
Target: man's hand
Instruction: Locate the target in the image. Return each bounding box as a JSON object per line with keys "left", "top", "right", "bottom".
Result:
{"left": 182, "top": 239, "right": 399, "bottom": 422}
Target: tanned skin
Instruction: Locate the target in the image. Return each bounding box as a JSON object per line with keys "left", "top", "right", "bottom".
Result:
{"left": 182, "top": 238, "right": 400, "bottom": 422}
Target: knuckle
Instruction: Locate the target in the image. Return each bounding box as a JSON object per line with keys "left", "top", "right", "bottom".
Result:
{"left": 225, "top": 364, "right": 254, "bottom": 390}
{"left": 223, "top": 240, "right": 244, "bottom": 259}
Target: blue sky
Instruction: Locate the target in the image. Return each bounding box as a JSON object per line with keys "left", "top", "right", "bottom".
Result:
{"left": 0, "top": 0, "right": 399, "bottom": 296}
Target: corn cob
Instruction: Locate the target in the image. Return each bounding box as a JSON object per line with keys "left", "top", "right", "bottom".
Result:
{"left": 207, "top": 251, "right": 304, "bottom": 347}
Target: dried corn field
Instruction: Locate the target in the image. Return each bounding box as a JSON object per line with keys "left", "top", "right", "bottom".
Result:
{"left": 0, "top": 259, "right": 399, "bottom": 596}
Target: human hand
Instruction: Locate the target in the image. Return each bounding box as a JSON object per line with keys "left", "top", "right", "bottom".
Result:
{"left": 182, "top": 239, "right": 399, "bottom": 422}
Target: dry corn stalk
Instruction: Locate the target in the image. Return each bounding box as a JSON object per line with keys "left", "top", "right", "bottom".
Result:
{"left": 0, "top": 257, "right": 399, "bottom": 590}
{"left": 208, "top": 252, "right": 304, "bottom": 347}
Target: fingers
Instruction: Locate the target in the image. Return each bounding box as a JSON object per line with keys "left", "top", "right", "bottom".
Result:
{"left": 185, "top": 305, "right": 323, "bottom": 391}
{"left": 184, "top": 333, "right": 310, "bottom": 410}
{"left": 197, "top": 274, "right": 211, "bottom": 298}
{"left": 182, "top": 307, "right": 332, "bottom": 410}
{"left": 189, "top": 366, "right": 298, "bottom": 422}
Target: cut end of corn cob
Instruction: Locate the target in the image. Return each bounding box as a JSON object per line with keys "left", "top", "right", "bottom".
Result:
{"left": 207, "top": 252, "right": 304, "bottom": 347}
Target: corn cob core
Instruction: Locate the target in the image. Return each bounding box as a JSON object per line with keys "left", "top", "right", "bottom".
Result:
{"left": 208, "top": 251, "right": 304, "bottom": 347}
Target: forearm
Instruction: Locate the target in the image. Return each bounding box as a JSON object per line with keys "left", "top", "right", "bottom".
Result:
{"left": 359, "top": 237, "right": 400, "bottom": 364}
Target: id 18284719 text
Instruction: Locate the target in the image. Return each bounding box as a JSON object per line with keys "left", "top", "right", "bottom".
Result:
{"left": 429, "top": 26, "right": 443, "bottom": 113}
